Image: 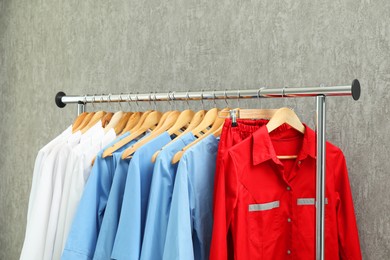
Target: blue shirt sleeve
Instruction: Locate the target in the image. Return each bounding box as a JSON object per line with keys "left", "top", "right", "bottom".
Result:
{"left": 62, "top": 133, "right": 131, "bottom": 260}
{"left": 189, "top": 136, "right": 218, "bottom": 260}
{"left": 140, "top": 133, "right": 195, "bottom": 260}
{"left": 163, "top": 135, "right": 218, "bottom": 260}
{"left": 112, "top": 132, "right": 172, "bottom": 260}
{"left": 92, "top": 152, "right": 131, "bottom": 260}
{"left": 162, "top": 157, "right": 194, "bottom": 260}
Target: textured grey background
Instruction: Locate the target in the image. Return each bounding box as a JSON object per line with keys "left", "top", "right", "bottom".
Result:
{"left": 0, "top": 0, "right": 389, "bottom": 259}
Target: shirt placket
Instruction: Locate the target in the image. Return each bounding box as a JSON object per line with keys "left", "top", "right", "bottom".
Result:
{"left": 285, "top": 180, "right": 293, "bottom": 258}
{"left": 278, "top": 160, "right": 301, "bottom": 259}
{"left": 289, "top": 159, "right": 304, "bottom": 259}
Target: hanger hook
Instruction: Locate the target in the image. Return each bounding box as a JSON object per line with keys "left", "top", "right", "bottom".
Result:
{"left": 200, "top": 89, "right": 205, "bottom": 110}
{"left": 127, "top": 93, "right": 133, "bottom": 110}
{"left": 149, "top": 92, "right": 153, "bottom": 110}
{"left": 237, "top": 89, "right": 240, "bottom": 108}
{"left": 166, "top": 91, "right": 172, "bottom": 108}
{"left": 224, "top": 89, "right": 229, "bottom": 107}
{"left": 257, "top": 87, "right": 266, "bottom": 109}
{"left": 90, "top": 94, "right": 95, "bottom": 109}
{"left": 213, "top": 90, "right": 217, "bottom": 107}
{"left": 186, "top": 90, "right": 190, "bottom": 109}
{"left": 135, "top": 92, "right": 140, "bottom": 109}
{"left": 118, "top": 94, "right": 123, "bottom": 110}
{"left": 285, "top": 86, "right": 295, "bottom": 110}
{"left": 171, "top": 91, "right": 177, "bottom": 110}
{"left": 92, "top": 94, "right": 96, "bottom": 110}
{"left": 153, "top": 92, "right": 157, "bottom": 110}
{"left": 282, "top": 86, "right": 288, "bottom": 108}
{"left": 108, "top": 93, "right": 113, "bottom": 111}
{"left": 83, "top": 95, "right": 87, "bottom": 105}
{"left": 98, "top": 94, "right": 104, "bottom": 110}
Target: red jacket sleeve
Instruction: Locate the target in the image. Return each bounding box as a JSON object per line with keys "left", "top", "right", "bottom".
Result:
{"left": 335, "top": 151, "right": 362, "bottom": 259}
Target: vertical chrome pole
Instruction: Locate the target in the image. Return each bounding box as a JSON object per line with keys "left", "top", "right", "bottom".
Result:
{"left": 77, "top": 102, "right": 86, "bottom": 115}
{"left": 316, "top": 95, "right": 326, "bottom": 260}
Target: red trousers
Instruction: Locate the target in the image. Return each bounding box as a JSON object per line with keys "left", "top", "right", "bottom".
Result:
{"left": 212, "top": 118, "right": 268, "bottom": 260}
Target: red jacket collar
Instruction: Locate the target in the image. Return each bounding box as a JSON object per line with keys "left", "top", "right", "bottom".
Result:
{"left": 252, "top": 124, "right": 316, "bottom": 165}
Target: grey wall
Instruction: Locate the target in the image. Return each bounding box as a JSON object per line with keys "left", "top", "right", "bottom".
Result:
{"left": 1, "top": 0, "right": 389, "bottom": 259}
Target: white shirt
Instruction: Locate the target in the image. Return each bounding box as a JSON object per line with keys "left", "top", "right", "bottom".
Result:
{"left": 50, "top": 123, "right": 103, "bottom": 260}
{"left": 20, "top": 131, "right": 74, "bottom": 260}
{"left": 42, "top": 132, "right": 82, "bottom": 260}
{"left": 52, "top": 123, "right": 116, "bottom": 260}
{"left": 27, "top": 126, "right": 72, "bottom": 221}
{"left": 101, "top": 128, "right": 117, "bottom": 148}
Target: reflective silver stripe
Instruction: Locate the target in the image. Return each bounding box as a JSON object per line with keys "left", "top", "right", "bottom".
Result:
{"left": 297, "top": 198, "right": 315, "bottom": 205}
{"left": 249, "top": 201, "right": 280, "bottom": 212}
{"left": 297, "top": 198, "right": 328, "bottom": 205}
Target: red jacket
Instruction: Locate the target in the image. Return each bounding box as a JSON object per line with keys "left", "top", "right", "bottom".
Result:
{"left": 210, "top": 124, "right": 362, "bottom": 260}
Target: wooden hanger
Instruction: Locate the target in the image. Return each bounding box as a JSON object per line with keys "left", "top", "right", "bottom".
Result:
{"left": 91, "top": 112, "right": 134, "bottom": 165}
{"left": 80, "top": 111, "right": 106, "bottom": 134}
{"left": 153, "top": 110, "right": 172, "bottom": 132}
{"left": 102, "top": 112, "right": 114, "bottom": 128}
{"left": 120, "top": 112, "right": 143, "bottom": 135}
{"left": 180, "top": 110, "right": 206, "bottom": 135}
{"left": 166, "top": 109, "right": 194, "bottom": 136}
{"left": 266, "top": 107, "right": 305, "bottom": 159}
{"left": 102, "top": 111, "right": 162, "bottom": 158}
{"left": 116, "top": 110, "right": 151, "bottom": 136}
{"left": 73, "top": 112, "right": 95, "bottom": 133}
{"left": 114, "top": 112, "right": 132, "bottom": 135}
{"left": 218, "top": 108, "right": 277, "bottom": 120}
{"left": 190, "top": 108, "right": 218, "bottom": 138}
{"left": 266, "top": 107, "right": 304, "bottom": 134}
{"left": 121, "top": 111, "right": 181, "bottom": 159}
{"left": 128, "top": 110, "right": 153, "bottom": 133}
{"left": 151, "top": 109, "right": 205, "bottom": 163}
{"left": 170, "top": 108, "right": 218, "bottom": 164}
{"left": 171, "top": 108, "right": 226, "bottom": 164}
{"left": 104, "top": 111, "right": 124, "bottom": 133}
{"left": 93, "top": 111, "right": 149, "bottom": 164}
{"left": 72, "top": 112, "right": 88, "bottom": 132}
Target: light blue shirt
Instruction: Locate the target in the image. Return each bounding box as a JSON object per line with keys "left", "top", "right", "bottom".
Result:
{"left": 140, "top": 133, "right": 196, "bottom": 260}
{"left": 93, "top": 150, "right": 131, "bottom": 260}
{"left": 62, "top": 133, "right": 134, "bottom": 260}
{"left": 163, "top": 135, "right": 219, "bottom": 260}
{"left": 111, "top": 132, "right": 173, "bottom": 260}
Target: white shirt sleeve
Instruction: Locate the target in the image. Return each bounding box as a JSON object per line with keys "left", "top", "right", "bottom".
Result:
{"left": 26, "top": 126, "right": 72, "bottom": 222}
{"left": 52, "top": 147, "right": 80, "bottom": 260}
{"left": 42, "top": 135, "right": 80, "bottom": 260}
{"left": 20, "top": 142, "right": 65, "bottom": 260}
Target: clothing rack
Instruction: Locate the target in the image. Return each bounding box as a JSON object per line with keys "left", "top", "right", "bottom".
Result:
{"left": 55, "top": 79, "right": 361, "bottom": 260}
